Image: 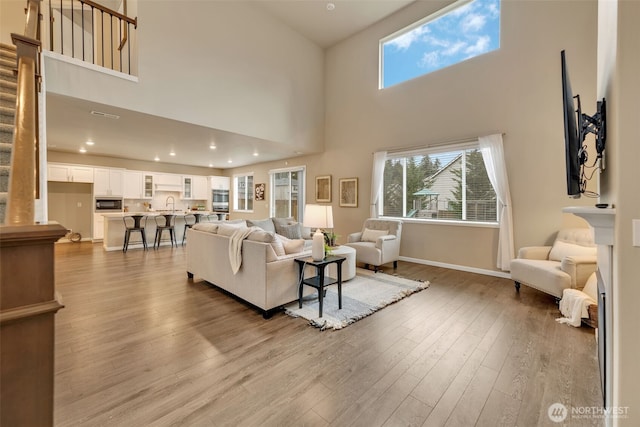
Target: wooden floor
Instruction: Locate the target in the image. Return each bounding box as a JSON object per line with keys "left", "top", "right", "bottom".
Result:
{"left": 53, "top": 242, "right": 603, "bottom": 426}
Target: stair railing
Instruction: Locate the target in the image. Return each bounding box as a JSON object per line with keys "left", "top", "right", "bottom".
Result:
{"left": 5, "top": 0, "right": 42, "bottom": 225}
{"left": 45, "top": 0, "right": 137, "bottom": 75}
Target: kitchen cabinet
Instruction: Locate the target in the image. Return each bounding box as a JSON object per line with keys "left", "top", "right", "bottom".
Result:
{"left": 123, "top": 171, "right": 143, "bottom": 199}
{"left": 143, "top": 174, "right": 154, "bottom": 198}
{"left": 210, "top": 176, "right": 230, "bottom": 190}
{"left": 93, "top": 213, "right": 104, "bottom": 240}
{"left": 183, "top": 176, "right": 208, "bottom": 200}
{"left": 94, "top": 168, "right": 124, "bottom": 196}
{"left": 154, "top": 173, "right": 182, "bottom": 192}
{"left": 47, "top": 163, "right": 94, "bottom": 183}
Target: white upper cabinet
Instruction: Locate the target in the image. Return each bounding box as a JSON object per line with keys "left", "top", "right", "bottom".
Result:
{"left": 94, "top": 168, "right": 124, "bottom": 197}
{"left": 123, "top": 170, "right": 143, "bottom": 199}
{"left": 48, "top": 163, "right": 94, "bottom": 183}
{"left": 210, "top": 176, "right": 229, "bottom": 190}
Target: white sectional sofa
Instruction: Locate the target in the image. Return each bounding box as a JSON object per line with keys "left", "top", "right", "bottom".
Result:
{"left": 186, "top": 221, "right": 313, "bottom": 317}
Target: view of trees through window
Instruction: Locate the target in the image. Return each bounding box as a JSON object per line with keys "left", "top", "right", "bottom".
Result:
{"left": 383, "top": 148, "right": 497, "bottom": 222}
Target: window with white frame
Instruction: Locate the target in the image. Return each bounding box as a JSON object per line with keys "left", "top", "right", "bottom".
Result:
{"left": 233, "top": 173, "right": 253, "bottom": 212}
{"left": 380, "top": 0, "right": 500, "bottom": 88}
{"left": 382, "top": 143, "right": 497, "bottom": 223}
{"left": 269, "top": 166, "right": 305, "bottom": 220}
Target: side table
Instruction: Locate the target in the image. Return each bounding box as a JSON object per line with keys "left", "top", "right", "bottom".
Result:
{"left": 294, "top": 255, "right": 346, "bottom": 318}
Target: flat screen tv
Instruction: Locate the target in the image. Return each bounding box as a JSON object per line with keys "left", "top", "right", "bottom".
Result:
{"left": 560, "top": 50, "right": 606, "bottom": 199}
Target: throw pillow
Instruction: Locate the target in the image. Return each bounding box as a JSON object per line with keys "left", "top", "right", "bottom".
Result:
{"left": 218, "top": 223, "right": 248, "bottom": 237}
{"left": 246, "top": 218, "right": 276, "bottom": 234}
{"left": 270, "top": 235, "right": 286, "bottom": 256}
{"left": 277, "top": 223, "right": 302, "bottom": 239}
{"left": 283, "top": 238, "right": 305, "bottom": 254}
{"left": 361, "top": 228, "right": 389, "bottom": 242}
{"left": 549, "top": 240, "right": 597, "bottom": 261}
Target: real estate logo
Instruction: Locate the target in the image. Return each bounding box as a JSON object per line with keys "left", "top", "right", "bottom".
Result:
{"left": 548, "top": 403, "right": 568, "bottom": 423}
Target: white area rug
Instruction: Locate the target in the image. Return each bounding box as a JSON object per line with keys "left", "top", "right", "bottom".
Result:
{"left": 284, "top": 268, "right": 429, "bottom": 330}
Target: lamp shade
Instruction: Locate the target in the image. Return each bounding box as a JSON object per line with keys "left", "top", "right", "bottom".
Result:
{"left": 302, "top": 204, "right": 334, "bottom": 229}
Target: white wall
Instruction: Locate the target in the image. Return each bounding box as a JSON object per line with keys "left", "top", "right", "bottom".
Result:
{"left": 40, "top": 0, "right": 324, "bottom": 153}
{"left": 322, "top": 0, "right": 598, "bottom": 271}
{"left": 599, "top": 0, "right": 640, "bottom": 423}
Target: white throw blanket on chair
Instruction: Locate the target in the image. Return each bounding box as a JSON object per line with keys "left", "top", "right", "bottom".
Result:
{"left": 556, "top": 288, "right": 596, "bottom": 327}
{"left": 229, "top": 227, "right": 258, "bottom": 274}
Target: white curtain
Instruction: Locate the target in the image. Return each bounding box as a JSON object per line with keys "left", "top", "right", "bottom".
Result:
{"left": 479, "top": 134, "right": 514, "bottom": 271}
{"left": 370, "top": 151, "right": 387, "bottom": 218}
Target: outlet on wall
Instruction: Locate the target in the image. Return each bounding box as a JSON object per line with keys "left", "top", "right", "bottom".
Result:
{"left": 633, "top": 219, "right": 640, "bottom": 247}
{"left": 77, "top": 202, "right": 82, "bottom": 208}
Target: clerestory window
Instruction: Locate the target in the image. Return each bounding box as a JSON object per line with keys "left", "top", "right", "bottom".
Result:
{"left": 380, "top": 0, "right": 500, "bottom": 88}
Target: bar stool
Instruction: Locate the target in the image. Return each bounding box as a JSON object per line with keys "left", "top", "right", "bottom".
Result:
{"left": 193, "top": 212, "right": 206, "bottom": 223}
{"left": 123, "top": 214, "right": 148, "bottom": 252}
{"left": 182, "top": 214, "right": 196, "bottom": 245}
{"left": 154, "top": 214, "right": 176, "bottom": 249}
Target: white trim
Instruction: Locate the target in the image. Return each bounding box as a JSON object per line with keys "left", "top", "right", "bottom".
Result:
{"left": 399, "top": 256, "right": 511, "bottom": 279}
{"left": 43, "top": 50, "right": 138, "bottom": 82}
{"left": 381, "top": 216, "right": 499, "bottom": 229}
{"left": 268, "top": 165, "right": 306, "bottom": 175}
{"left": 233, "top": 171, "right": 254, "bottom": 178}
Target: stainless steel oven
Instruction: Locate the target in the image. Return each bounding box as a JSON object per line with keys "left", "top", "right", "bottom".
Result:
{"left": 212, "top": 189, "right": 229, "bottom": 212}
{"left": 95, "top": 198, "right": 123, "bottom": 212}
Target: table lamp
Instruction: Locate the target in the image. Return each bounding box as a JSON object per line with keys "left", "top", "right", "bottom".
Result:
{"left": 303, "top": 204, "right": 334, "bottom": 261}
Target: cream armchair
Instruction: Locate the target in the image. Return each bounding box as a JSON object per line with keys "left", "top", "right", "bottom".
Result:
{"left": 344, "top": 218, "right": 402, "bottom": 272}
{"left": 510, "top": 228, "right": 597, "bottom": 300}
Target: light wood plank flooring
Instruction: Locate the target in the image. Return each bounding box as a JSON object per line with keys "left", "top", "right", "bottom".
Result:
{"left": 53, "top": 242, "right": 603, "bottom": 426}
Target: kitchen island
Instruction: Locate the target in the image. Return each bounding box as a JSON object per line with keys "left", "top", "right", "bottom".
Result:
{"left": 101, "top": 211, "right": 220, "bottom": 251}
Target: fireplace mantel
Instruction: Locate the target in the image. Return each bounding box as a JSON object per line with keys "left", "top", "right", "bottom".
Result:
{"left": 563, "top": 206, "right": 616, "bottom": 244}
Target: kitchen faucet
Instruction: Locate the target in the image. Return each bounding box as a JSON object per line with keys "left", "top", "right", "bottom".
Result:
{"left": 166, "top": 196, "right": 175, "bottom": 212}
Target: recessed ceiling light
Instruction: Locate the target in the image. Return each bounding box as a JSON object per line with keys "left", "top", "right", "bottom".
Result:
{"left": 326, "top": 3, "right": 335, "bottom": 11}
{"left": 154, "top": 156, "right": 160, "bottom": 161}
{"left": 227, "top": 160, "right": 233, "bottom": 164}
{"left": 208, "top": 163, "right": 213, "bottom": 168}
{"left": 169, "top": 151, "right": 176, "bottom": 156}
{"left": 253, "top": 152, "right": 259, "bottom": 157}
{"left": 79, "top": 147, "right": 87, "bottom": 153}
{"left": 209, "top": 144, "right": 216, "bottom": 150}
{"left": 85, "top": 140, "right": 95, "bottom": 145}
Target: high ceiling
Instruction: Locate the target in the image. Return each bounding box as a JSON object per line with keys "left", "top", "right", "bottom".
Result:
{"left": 46, "top": 1, "right": 415, "bottom": 169}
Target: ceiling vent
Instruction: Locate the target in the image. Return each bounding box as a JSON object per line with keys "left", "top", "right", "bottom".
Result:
{"left": 90, "top": 110, "right": 120, "bottom": 119}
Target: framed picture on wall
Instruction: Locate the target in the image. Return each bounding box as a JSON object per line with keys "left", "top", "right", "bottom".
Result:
{"left": 254, "top": 183, "right": 265, "bottom": 201}
{"left": 315, "top": 175, "right": 331, "bottom": 203}
{"left": 339, "top": 178, "right": 358, "bottom": 207}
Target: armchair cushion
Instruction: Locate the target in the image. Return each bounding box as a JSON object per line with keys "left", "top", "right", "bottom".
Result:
{"left": 362, "top": 228, "right": 388, "bottom": 242}
{"left": 549, "top": 240, "right": 597, "bottom": 261}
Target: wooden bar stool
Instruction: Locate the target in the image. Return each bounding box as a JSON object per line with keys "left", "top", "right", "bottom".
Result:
{"left": 182, "top": 214, "right": 196, "bottom": 245}
{"left": 123, "top": 215, "right": 148, "bottom": 252}
{"left": 154, "top": 214, "right": 176, "bottom": 249}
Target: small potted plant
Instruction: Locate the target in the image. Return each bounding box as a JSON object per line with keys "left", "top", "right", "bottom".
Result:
{"left": 324, "top": 231, "right": 339, "bottom": 247}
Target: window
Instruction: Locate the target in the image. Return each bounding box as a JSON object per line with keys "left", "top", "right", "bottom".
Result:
{"left": 234, "top": 174, "right": 253, "bottom": 212}
{"left": 380, "top": 0, "right": 500, "bottom": 88}
{"left": 269, "top": 167, "right": 305, "bottom": 220}
{"left": 382, "top": 144, "right": 497, "bottom": 223}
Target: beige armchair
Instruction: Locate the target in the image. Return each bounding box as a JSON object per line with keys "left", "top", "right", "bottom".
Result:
{"left": 344, "top": 218, "right": 402, "bottom": 272}
{"left": 510, "top": 228, "right": 597, "bottom": 300}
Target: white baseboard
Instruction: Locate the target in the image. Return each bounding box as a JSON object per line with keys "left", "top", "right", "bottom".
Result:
{"left": 398, "top": 256, "right": 512, "bottom": 279}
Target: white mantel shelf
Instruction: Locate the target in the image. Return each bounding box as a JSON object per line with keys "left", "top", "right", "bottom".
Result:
{"left": 563, "top": 206, "right": 616, "bottom": 245}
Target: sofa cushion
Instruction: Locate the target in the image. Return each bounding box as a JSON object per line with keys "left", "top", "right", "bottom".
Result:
{"left": 283, "top": 238, "right": 305, "bottom": 254}
{"left": 362, "top": 228, "right": 389, "bottom": 242}
{"left": 247, "top": 229, "right": 275, "bottom": 243}
{"left": 278, "top": 223, "right": 303, "bottom": 239}
{"left": 270, "top": 234, "right": 286, "bottom": 256}
{"left": 218, "top": 223, "right": 248, "bottom": 237}
{"left": 549, "top": 240, "right": 597, "bottom": 261}
{"left": 246, "top": 218, "right": 276, "bottom": 234}
{"left": 192, "top": 223, "right": 219, "bottom": 233}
